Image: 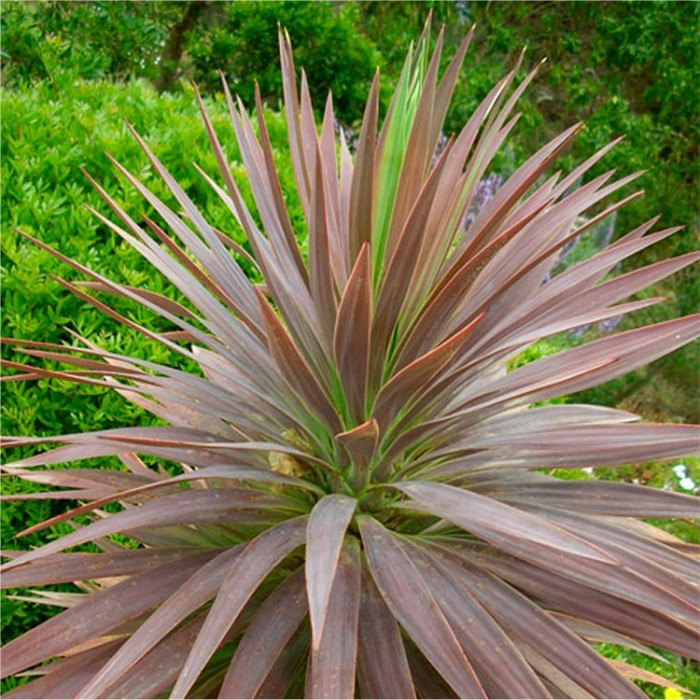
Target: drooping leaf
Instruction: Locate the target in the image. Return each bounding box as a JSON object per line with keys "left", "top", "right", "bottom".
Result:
{"left": 357, "top": 562, "right": 416, "bottom": 699}
{"left": 305, "top": 495, "right": 357, "bottom": 649}
{"left": 5, "top": 641, "right": 123, "bottom": 700}
{"left": 309, "top": 537, "right": 362, "bottom": 700}
{"left": 407, "top": 540, "right": 550, "bottom": 698}
{"left": 470, "top": 544, "right": 699, "bottom": 659}
{"left": 432, "top": 541, "right": 645, "bottom": 698}
{"left": 1, "top": 550, "right": 216, "bottom": 680}
{"left": 75, "top": 545, "right": 248, "bottom": 698}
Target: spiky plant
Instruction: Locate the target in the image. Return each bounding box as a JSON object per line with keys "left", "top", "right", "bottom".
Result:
{"left": 2, "top": 23, "right": 699, "bottom": 700}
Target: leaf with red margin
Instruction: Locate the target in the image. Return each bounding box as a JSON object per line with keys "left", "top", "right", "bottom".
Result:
{"left": 309, "top": 537, "right": 362, "bottom": 699}
{"left": 219, "top": 567, "right": 308, "bottom": 698}
{"left": 169, "top": 517, "right": 307, "bottom": 698}
{"left": 358, "top": 515, "right": 486, "bottom": 698}
{"left": 357, "top": 561, "right": 416, "bottom": 699}
{"left": 334, "top": 244, "right": 372, "bottom": 423}
{"left": 305, "top": 495, "right": 357, "bottom": 649}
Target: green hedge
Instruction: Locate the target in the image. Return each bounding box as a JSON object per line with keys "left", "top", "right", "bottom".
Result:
{"left": 4, "top": 2, "right": 698, "bottom": 237}
{"left": 0, "top": 76, "right": 305, "bottom": 655}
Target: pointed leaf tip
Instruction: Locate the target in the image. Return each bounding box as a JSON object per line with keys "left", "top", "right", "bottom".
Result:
{"left": 334, "top": 243, "right": 372, "bottom": 423}
{"left": 336, "top": 418, "right": 379, "bottom": 471}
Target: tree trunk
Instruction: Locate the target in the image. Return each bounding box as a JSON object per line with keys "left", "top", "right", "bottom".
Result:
{"left": 155, "top": 1, "right": 208, "bottom": 92}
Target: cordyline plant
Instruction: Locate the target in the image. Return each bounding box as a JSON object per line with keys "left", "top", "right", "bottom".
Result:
{"left": 2, "top": 23, "right": 699, "bottom": 700}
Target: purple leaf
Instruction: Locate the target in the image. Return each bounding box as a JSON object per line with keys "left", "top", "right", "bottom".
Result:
{"left": 309, "top": 537, "right": 362, "bottom": 699}
{"left": 357, "top": 563, "right": 416, "bottom": 699}
{"left": 359, "top": 515, "right": 486, "bottom": 698}
{"left": 334, "top": 244, "right": 372, "bottom": 423}
{"left": 170, "top": 517, "right": 307, "bottom": 698}
{"left": 305, "top": 495, "right": 357, "bottom": 649}
{"left": 219, "top": 567, "right": 308, "bottom": 698}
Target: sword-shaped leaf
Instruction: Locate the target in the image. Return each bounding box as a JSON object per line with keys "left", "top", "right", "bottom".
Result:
{"left": 1, "top": 550, "right": 216, "bottom": 679}
{"left": 219, "top": 567, "right": 308, "bottom": 698}
{"left": 101, "top": 615, "right": 207, "bottom": 700}
{"left": 436, "top": 543, "right": 645, "bottom": 698}
{"left": 0, "top": 547, "right": 205, "bottom": 589}
{"left": 394, "top": 481, "right": 614, "bottom": 568}
{"left": 309, "top": 143, "right": 338, "bottom": 347}
{"left": 473, "top": 547, "right": 699, "bottom": 659}
{"left": 75, "top": 545, "right": 247, "bottom": 698}
{"left": 257, "top": 287, "right": 342, "bottom": 433}
{"left": 372, "top": 312, "right": 484, "bottom": 435}
{"left": 169, "top": 517, "right": 307, "bottom": 698}
{"left": 5, "top": 641, "right": 122, "bottom": 700}
{"left": 358, "top": 515, "right": 486, "bottom": 698}
{"left": 309, "top": 537, "right": 361, "bottom": 700}
{"left": 470, "top": 469, "right": 699, "bottom": 517}
{"left": 2, "top": 19, "right": 698, "bottom": 699}
{"left": 305, "top": 495, "right": 357, "bottom": 649}
{"left": 334, "top": 244, "right": 372, "bottom": 423}
{"left": 2, "top": 489, "right": 285, "bottom": 572}
{"left": 449, "top": 315, "right": 700, "bottom": 417}
{"left": 606, "top": 659, "right": 693, "bottom": 694}
{"left": 408, "top": 541, "right": 550, "bottom": 698}
{"left": 279, "top": 28, "right": 311, "bottom": 215}
{"left": 348, "top": 76, "right": 378, "bottom": 263}
{"left": 357, "top": 562, "right": 416, "bottom": 699}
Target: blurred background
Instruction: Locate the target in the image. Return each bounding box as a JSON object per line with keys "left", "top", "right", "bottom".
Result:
{"left": 3, "top": 0, "right": 698, "bottom": 421}
{"left": 1, "top": 2, "right": 699, "bottom": 690}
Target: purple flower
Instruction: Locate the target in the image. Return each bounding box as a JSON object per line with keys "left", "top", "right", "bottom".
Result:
{"left": 333, "top": 118, "right": 358, "bottom": 154}
{"left": 463, "top": 172, "right": 504, "bottom": 229}
{"left": 598, "top": 315, "right": 622, "bottom": 334}
{"left": 431, "top": 132, "right": 450, "bottom": 166}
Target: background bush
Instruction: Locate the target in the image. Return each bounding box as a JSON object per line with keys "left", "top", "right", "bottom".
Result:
{"left": 188, "top": 1, "right": 380, "bottom": 120}
{"left": 1, "top": 76, "right": 302, "bottom": 663}
{"left": 2, "top": 1, "right": 698, "bottom": 693}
